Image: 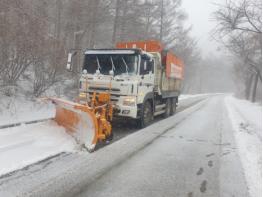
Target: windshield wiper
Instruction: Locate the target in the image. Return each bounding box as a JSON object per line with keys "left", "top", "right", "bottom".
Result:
{"left": 110, "top": 56, "right": 116, "bottom": 72}
{"left": 96, "top": 56, "right": 101, "bottom": 71}
{"left": 121, "top": 57, "right": 129, "bottom": 74}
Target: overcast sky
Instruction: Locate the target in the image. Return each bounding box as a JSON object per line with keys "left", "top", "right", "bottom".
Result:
{"left": 182, "top": 0, "right": 223, "bottom": 57}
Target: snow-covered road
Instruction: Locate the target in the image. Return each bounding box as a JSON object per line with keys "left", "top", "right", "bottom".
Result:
{"left": 78, "top": 95, "right": 251, "bottom": 197}
{"left": 0, "top": 95, "right": 261, "bottom": 197}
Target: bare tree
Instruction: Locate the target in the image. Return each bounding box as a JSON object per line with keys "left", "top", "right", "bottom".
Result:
{"left": 0, "top": 0, "right": 201, "bottom": 98}
{"left": 32, "top": 39, "right": 65, "bottom": 97}
{"left": 213, "top": 0, "right": 262, "bottom": 101}
{"left": 112, "top": 0, "right": 121, "bottom": 45}
{"left": 0, "top": 1, "right": 41, "bottom": 94}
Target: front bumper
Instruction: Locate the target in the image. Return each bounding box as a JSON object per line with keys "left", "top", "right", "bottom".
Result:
{"left": 79, "top": 91, "right": 139, "bottom": 119}
{"left": 114, "top": 104, "right": 138, "bottom": 119}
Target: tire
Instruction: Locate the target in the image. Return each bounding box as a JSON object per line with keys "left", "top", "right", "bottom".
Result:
{"left": 162, "top": 98, "right": 171, "bottom": 118}
{"left": 171, "top": 97, "right": 177, "bottom": 115}
{"left": 107, "top": 131, "right": 114, "bottom": 142}
{"left": 137, "top": 100, "right": 153, "bottom": 128}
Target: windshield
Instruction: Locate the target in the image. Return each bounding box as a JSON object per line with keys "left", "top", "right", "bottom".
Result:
{"left": 83, "top": 54, "right": 138, "bottom": 75}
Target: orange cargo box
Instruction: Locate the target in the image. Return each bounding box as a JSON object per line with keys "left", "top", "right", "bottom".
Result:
{"left": 116, "top": 40, "right": 163, "bottom": 53}
{"left": 164, "top": 51, "right": 184, "bottom": 80}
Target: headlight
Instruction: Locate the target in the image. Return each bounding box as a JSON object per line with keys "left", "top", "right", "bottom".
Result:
{"left": 123, "top": 96, "right": 136, "bottom": 106}
{"left": 79, "top": 92, "right": 87, "bottom": 98}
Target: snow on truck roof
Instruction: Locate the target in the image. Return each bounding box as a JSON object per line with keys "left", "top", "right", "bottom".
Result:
{"left": 85, "top": 49, "right": 137, "bottom": 55}
{"left": 84, "top": 49, "right": 153, "bottom": 58}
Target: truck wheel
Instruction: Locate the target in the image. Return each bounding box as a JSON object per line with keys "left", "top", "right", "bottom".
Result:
{"left": 171, "top": 97, "right": 177, "bottom": 115}
{"left": 137, "top": 100, "right": 153, "bottom": 128}
{"left": 106, "top": 132, "right": 114, "bottom": 142}
{"left": 163, "top": 98, "right": 171, "bottom": 118}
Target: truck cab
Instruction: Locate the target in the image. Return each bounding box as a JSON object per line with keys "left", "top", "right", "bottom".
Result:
{"left": 79, "top": 49, "right": 155, "bottom": 117}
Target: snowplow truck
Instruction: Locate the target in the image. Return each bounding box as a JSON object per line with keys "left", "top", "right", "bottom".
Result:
{"left": 67, "top": 40, "right": 184, "bottom": 129}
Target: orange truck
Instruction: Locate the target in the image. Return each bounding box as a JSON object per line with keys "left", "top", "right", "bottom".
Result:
{"left": 71, "top": 40, "right": 184, "bottom": 128}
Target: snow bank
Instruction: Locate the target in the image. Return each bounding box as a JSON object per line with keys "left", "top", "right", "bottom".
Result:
{"left": 0, "top": 121, "right": 77, "bottom": 175}
{"left": 179, "top": 93, "right": 224, "bottom": 100}
{"left": 225, "top": 96, "right": 262, "bottom": 197}
{"left": 0, "top": 78, "right": 75, "bottom": 127}
{"left": 0, "top": 94, "right": 78, "bottom": 176}
{"left": 0, "top": 94, "right": 55, "bottom": 127}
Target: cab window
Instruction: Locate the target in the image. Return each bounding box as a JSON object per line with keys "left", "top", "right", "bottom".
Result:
{"left": 140, "top": 58, "right": 154, "bottom": 75}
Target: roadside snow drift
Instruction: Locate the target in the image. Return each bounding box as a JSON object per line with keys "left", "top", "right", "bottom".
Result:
{"left": 225, "top": 96, "right": 262, "bottom": 197}
{"left": 0, "top": 95, "right": 55, "bottom": 127}
{"left": 0, "top": 95, "right": 78, "bottom": 175}
{"left": 0, "top": 121, "right": 77, "bottom": 176}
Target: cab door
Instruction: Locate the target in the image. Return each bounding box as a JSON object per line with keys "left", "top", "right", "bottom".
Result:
{"left": 139, "top": 56, "right": 155, "bottom": 87}
{"left": 137, "top": 56, "right": 155, "bottom": 105}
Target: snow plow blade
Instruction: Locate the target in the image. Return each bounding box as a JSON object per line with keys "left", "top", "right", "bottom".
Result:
{"left": 47, "top": 96, "right": 112, "bottom": 152}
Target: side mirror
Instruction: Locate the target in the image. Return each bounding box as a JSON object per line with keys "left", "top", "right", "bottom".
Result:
{"left": 141, "top": 54, "right": 151, "bottom": 61}
{"left": 66, "top": 51, "right": 77, "bottom": 71}
{"left": 66, "top": 53, "right": 73, "bottom": 71}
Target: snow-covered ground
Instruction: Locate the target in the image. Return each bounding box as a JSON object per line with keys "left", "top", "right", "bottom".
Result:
{"left": 179, "top": 93, "right": 224, "bottom": 100}
{"left": 0, "top": 78, "right": 75, "bottom": 127}
{"left": 0, "top": 94, "right": 78, "bottom": 176}
{"left": 0, "top": 94, "right": 55, "bottom": 127}
{"left": 225, "top": 96, "right": 262, "bottom": 197}
{"left": 0, "top": 121, "right": 77, "bottom": 176}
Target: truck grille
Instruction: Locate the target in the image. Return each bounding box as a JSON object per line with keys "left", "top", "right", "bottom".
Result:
{"left": 85, "top": 90, "right": 120, "bottom": 103}
{"left": 89, "top": 86, "right": 121, "bottom": 92}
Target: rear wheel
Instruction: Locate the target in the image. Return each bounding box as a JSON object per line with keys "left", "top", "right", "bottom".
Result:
{"left": 171, "top": 97, "right": 177, "bottom": 115}
{"left": 163, "top": 98, "right": 171, "bottom": 118}
{"left": 137, "top": 100, "right": 153, "bottom": 128}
